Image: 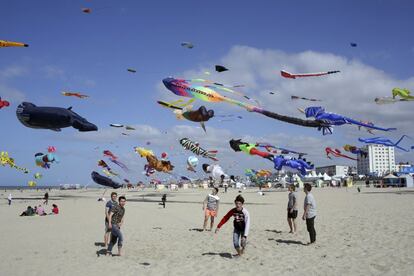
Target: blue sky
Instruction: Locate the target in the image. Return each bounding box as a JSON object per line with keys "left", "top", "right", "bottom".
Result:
{"left": 1, "top": 0, "right": 414, "bottom": 186}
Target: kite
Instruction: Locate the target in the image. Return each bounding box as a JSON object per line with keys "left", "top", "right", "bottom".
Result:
{"left": 0, "top": 97, "right": 10, "bottom": 109}
{"left": 256, "top": 143, "right": 307, "bottom": 158}
{"left": 102, "top": 169, "right": 119, "bottom": 177}
{"left": 343, "top": 144, "right": 368, "bottom": 158}
{"left": 103, "top": 150, "right": 117, "bottom": 160}
{"left": 358, "top": 135, "right": 413, "bottom": 152}
{"left": 162, "top": 77, "right": 340, "bottom": 135}
{"left": 229, "top": 139, "right": 274, "bottom": 160}
{"left": 61, "top": 92, "right": 89, "bottom": 99}
{"left": 273, "top": 155, "right": 313, "bottom": 176}
{"left": 202, "top": 164, "right": 227, "bottom": 181}
{"left": 179, "top": 138, "right": 218, "bottom": 161}
{"left": 127, "top": 68, "right": 137, "bottom": 73}
{"left": 269, "top": 92, "right": 276, "bottom": 95}
{"left": 103, "top": 150, "right": 129, "bottom": 171}
{"left": 215, "top": 65, "right": 228, "bottom": 72}
{"left": 134, "top": 147, "right": 174, "bottom": 173}
{"left": 291, "top": 95, "right": 322, "bottom": 102}
{"left": 392, "top": 88, "right": 414, "bottom": 101}
{"left": 16, "top": 102, "right": 97, "bottom": 132}
{"left": 91, "top": 171, "right": 123, "bottom": 189}
{"left": 281, "top": 70, "right": 340, "bottom": 79}
{"left": 299, "top": 106, "right": 396, "bottom": 135}
{"left": 35, "top": 151, "right": 59, "bottom": 169}
{"left": 0, "top": 151, "right": 29, "bottom": 174}
{"left": 350, "top": 43, "right": 357, "bottom": 47}
{"left": 98, "top": 159, "right": 119, "bottom": 175}
{"left": 187, "top": 156, "right": 198, "bottom": 172}
{"left": 325, "top": 147, "right": 357, "bottom": 161}
{"left": 82, "top": 8, "right": 91, "bottom": 13}
{"left": 34, "top": 173, "right": 42, "bottom": 179}
{"left": 157, "top": 100, "right": 214, "bottom": 132}
{"left": 28, "top": 181, "right": 36, "bottom": 187}
{"left": 245, "top": 169, "right": 271, "bottom": 178}
{"left": 0, "top": 40, "right": 29, "bottom": 47}
{"left": 110, "top": 124, "right": 124, "bottom": 128}
{"left": 181, "top": 42, "right": 194, "bottom": 49}
{"left": 125, "top": 126, "right": 135, "bottom": 130}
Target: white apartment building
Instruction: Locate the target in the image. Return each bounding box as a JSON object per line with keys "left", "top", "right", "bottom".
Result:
{"left": 357, "top": 144, "right": 396, "bottom": 176}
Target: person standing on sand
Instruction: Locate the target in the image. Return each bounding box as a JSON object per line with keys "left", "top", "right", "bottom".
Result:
{"left": 43, "top": 192, "right": 49, "bottom": 205}
{"left": 287, "top": 184, "right": 298, "bottom": 234}
{"left": 215, "top": 195, "right": 250, "bottom": 257}
{"left": 7, "top": 193, "right": 12, "bottom": 206}
{"left": 104, "top": 192, "right": 118, "bottom": 248}
{"left": 107, "top": 196, "right": 126, "bottom": 256}
{"left": 202, "top": 188, "right": 220, "bottom": 231}
{"left": 302, "top": 183, "right": 317, "bottom": 245}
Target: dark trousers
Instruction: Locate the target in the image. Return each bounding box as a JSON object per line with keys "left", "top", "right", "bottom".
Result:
{"left": 306, "top": 216, "right": 316, "bottom": 243}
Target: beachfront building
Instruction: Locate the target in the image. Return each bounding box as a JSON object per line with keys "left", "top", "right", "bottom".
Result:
{"left": 357, "top": 144, "right": 396, "bottom": 176}
{"left": 315, "top": 165, "right": 349, "bottom": 177}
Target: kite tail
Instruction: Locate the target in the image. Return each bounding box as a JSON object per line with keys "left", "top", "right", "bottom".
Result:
{"left": 395, "top": 135, "right": 410, "bottom": 146}
{"left": 346, "top": 118, "right": 397, "bottom": 132}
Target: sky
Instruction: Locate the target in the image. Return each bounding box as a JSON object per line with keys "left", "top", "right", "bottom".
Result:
{"left": 1, "top": 0, "right": 414, "bottom": 186}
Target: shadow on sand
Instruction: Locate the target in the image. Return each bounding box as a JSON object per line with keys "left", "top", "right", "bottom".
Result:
{"left": 265, "top": 229, "right": 282, "bottom": 234}
{"left": 202, "top": 252, "right": 233, "bottom": 259}
{"left": 94, "top": 242, "right": 105, "bottom": 247}
{"left": 362, "top": 190, "right": 414, "bottom": 195}
{"left": 269, "top": 238, "right": 305, "bottom": 245}
{"left": 189, "top": 228, "right": 204, "bottom": 232}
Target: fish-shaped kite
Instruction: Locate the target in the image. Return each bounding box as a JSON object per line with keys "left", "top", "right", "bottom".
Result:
{"left": 179, "top": 138, "right": 218, "bottom": 161}
{"left": 281, "top": 70, "right": 340, "bottom": 79}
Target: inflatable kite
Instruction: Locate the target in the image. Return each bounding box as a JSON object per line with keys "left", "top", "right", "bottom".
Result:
{"left": 91, "top": 171, "right": 123, "bottom": 189}
{"left": 181, "top": 42, "right": 194, "bottom": 49}
{"left": 0, "top": 40, "right": 29, "bottom": 47}
{"left": 325, "top": 147, "right": 357, "bottom": 161}
{"left": 215, "top": 65, "right": 228, "bottom": 72}
{"left": 187, "top": 156, "right": 198, "bottom": 172}
{"left": 61, "top": 92, "right": 89, "bottom": 99}
{"left": 291, "top": 95, "right": 322, "bottom": 102}
{"left": 16, "top": 102, "right": 97, "bottom": 132}
{"left": 350, "top": 42, "right": 357, "bottom": 47}
{"left": 280, "top": 70, "right": 340, "bottom": 79}
{"left": 273, "top": 155, "right": 313, "bottom": 176}
{"left": 299, "top": 106, "right": 396, "bottom": 135}
{"left": 202, "top": 164, "right": 227, "bottom": 181}
{"left": 158, "top": 100, "right": 214, "bottom": 132}
{"left": 82, "top": 8, "right": 91, "bottom": 13}
{"left": 0, "top": 97, "right": 10, "bottom": 109}
{"left": 34, "top": 173, "right": 42, "bottom": 179}
{"left": 135, "top": 147, "right": 174, "bottom": 173}
{"left": 127, "top": 68, "right": 137, "bottom": 73}
{"left": 103, "top": 150, "right": 129, "bottom": 172}
{"left": 0, "top": 151, "right": 29, "bottom": 174}
{"left": 179, "top": 138, "right": 218, "bottom": 161}
{"left": 35, "top": 152, "right": 59, "bottom": 169}
{"left": 229, "top": 139, "right": 274, "bottom": 160}
{"left": 392, "top": 88, "right": 414, "bottom": 101}
{"left": 343, "top": 144, "right": 368, "bottom": 158}
{"left": 358, "top": 135, "right": 413, "bottom": 152}
{"left": 162, "top": 77, "right": 339, "bottom": 135}
{"left": 28, "top": 181, "right": 36, "bottom": 187}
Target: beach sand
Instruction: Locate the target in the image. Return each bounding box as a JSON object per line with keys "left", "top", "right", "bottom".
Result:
{"left": 1, "top": 187, "right": 414, "bottom": 276}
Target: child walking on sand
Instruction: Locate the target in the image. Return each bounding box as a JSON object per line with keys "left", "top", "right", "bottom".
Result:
{"left": 215, "top": 195, "right": 250, "bottom": 256}
{"left": 202, "top": 188, "right": 220, "bottom": 231}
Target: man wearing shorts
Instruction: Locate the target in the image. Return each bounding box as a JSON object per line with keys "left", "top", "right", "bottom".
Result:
{"left": 287, "top": 184, "right": 298, "bottom": 233}
{"left": 104, "top": 192, "right": 118, "bottom": 247}
{"left": 202, "top": 188, "right": 220, "bottom": 231}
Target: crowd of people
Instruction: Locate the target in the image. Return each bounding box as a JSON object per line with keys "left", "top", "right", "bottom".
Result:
{"left": 99, "top": 183, "right": 317, "bottom": 258}
{"left": 19, "top": 192, "right": 59, "bottom": 217}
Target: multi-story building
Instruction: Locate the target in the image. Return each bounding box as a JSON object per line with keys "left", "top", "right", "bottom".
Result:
{"left": 315, "top": 165, "right": 349, "bottom": 177}
{"left": 357, "top": 144, "right": 396, "bottom": 176}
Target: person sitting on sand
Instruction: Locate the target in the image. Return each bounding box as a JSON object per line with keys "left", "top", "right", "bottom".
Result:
{"left": 107, "top": 196, "right": 126, "bottom": 256}
{"left": 51, "top": 204, "right": 59, "bottom": 214}
{"left": 215, "top": 195, "right": 250, "bottom": 257}
{"left": 302, "top": 183, "right": 317, "bottom": 245}
{"left": 202, "top": 188, "right": 220, "bottom": 231}
{"left": 20, "top": 206, "right": 35, "bottom": 216}
{"left": 36, "top": 205, "right": 46, "bottom": 216}
{"left": 287, "top": 184, "right": 298, "bottom": 234}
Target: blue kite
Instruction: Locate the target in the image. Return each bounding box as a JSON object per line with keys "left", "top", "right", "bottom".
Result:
{"left": 358, "top": 135, "right": 413, "bottom": 152}
{"left": 272, "top": 155, "right": 314, "bottom": 176}
{"left": 301, "top": 106, "right": 396, "bottom": 135}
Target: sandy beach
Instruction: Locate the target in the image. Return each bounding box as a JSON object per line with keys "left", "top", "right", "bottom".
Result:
{"left": 1, "top": 187, "right": 414, "bottom": 276}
